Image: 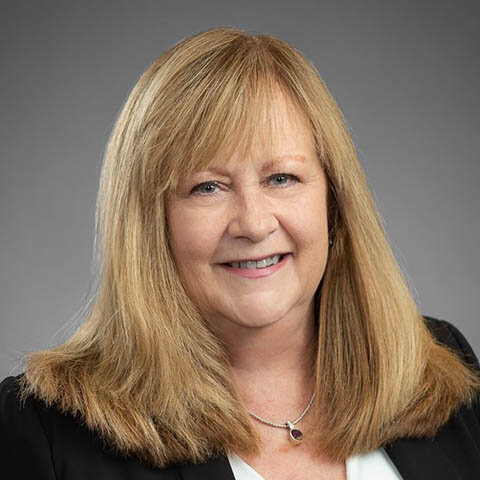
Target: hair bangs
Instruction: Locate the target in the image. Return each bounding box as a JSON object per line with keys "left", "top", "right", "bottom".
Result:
{"left": 161, "top": 39, "right": 317, "bottom": 195}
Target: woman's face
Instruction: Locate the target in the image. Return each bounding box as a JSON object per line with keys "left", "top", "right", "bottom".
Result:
{"left": 166, "top": 93, "right": 329, "bottom": 335}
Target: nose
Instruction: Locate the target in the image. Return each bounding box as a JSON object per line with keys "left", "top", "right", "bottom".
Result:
{"left": 226, "top": 188, "right": 279, "bottom": 242}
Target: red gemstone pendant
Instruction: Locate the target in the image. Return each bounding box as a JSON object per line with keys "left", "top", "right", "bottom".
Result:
{"left": 287, "top": 421, "right": 303, "bottom": 444}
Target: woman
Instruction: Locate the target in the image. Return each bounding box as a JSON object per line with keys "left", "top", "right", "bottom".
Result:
{"left": 1, "top": 27, "right": 479, "bottom": 479}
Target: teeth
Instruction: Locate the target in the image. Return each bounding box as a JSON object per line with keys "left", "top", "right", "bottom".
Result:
{"left": 229, "top": 254, "right": 283, "bottom": 269}
{"left": 257, "top": 258, "right": 267, "bottom": 268}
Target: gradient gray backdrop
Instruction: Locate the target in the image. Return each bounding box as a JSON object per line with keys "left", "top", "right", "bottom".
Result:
{"left": 1, "top": 0, "right": 479, "bottom": 379}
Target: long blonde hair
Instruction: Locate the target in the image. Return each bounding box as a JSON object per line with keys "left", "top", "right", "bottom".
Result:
{"left": 19, "top": 27, "right": 480, "bottom": 467}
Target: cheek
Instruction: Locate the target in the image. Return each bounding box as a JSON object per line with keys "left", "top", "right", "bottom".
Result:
{"left": 287, "top": 195, "right": 328, "bottom": 250}
{"left": 168, "top": 205, "right": 224, "bottom": 268}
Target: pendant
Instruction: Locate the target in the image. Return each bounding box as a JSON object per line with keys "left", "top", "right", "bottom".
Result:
{"left": 286, "top": 421, "right": 303, "bottom": 444}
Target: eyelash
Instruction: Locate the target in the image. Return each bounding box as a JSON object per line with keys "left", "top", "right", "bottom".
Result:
{"left": 190, "top": 173, "right": 300, "bottom": 196}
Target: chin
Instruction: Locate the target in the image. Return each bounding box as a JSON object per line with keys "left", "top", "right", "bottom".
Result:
{"left": 228, "top": 302, "right": 292, "bottom": 329}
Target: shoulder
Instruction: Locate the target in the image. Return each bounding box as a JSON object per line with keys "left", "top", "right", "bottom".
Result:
{"left": 0, "top": 375, "right": 180, "bottom": 479}
{"left": 0, "top": 373, "right": 60, "bottom": 437}
{"left": 0, "top": 373, "right": 53, "bottom": 442}
{"left": 422, "top": 315, "right": 480, "bottom": 424}
{"left": 423, "top": 315, "right": 480, "bottom": 370}
{"left": 385, "top": 317, "right": 480, "bottom": 477}
{"left": 0, "top": 374, "right": 58, "bottom": 478}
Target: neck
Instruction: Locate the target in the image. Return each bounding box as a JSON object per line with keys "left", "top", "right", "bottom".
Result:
{"left": 218, "top": 302, "right": 318, "bottom": 410}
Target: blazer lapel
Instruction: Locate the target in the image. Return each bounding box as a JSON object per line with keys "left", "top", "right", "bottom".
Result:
{"left": 176, "top": 439, "right": 470, "bottom": 480}
{"left": 176, "top": 442, "right": 458, "bottom": 480}
{"left": 385, "top": 437, "right": 461, "bottom": 480}
{"left": 177, "top": 453, "right": 236, "bottom": 480}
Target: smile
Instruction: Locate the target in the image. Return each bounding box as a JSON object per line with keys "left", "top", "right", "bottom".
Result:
{"left": 226, "top": 254, "right": 285, "bottom": 269}
{"left": 220, "top": 253, "right": 291, "bottom": 278}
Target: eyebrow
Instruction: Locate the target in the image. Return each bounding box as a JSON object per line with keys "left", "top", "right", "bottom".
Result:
{"left": 204, "top": 155, "right": 308, "bottom": 176}
{"left": 261, "top": 155, "right": 307, "bottom": 171}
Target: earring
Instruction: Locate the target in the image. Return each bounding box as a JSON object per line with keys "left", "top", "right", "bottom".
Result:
{"left": 328, "top": 230, "right": 334, "bottom": 246}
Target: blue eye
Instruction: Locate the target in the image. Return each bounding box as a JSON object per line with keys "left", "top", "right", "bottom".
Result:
{"left": 269, "top": 173, "right": 299, "bottom": 186}
{"left": 190, "top": 174, "right": 298, "bottom": 196}
{"left": 191, "top": 181, "right": 220, "bottom": 195}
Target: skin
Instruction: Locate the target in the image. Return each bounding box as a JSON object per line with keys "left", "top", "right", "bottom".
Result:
{"left": 167, "top": 92, "right": 346, "bottom": 478}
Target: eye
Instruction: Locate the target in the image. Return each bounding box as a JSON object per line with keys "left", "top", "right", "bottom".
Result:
{"left": 190, "top": 181, "right": 221, "bottom": 195}
{"left": 268, "top": 173, "right": 299, "bottom": 186}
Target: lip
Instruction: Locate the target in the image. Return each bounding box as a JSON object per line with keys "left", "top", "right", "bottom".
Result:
{"left": 221, "top": 252, "right": 290, "bottom": 263}
{"left": 219, "top": 253, "right": 291, "bottom": 278}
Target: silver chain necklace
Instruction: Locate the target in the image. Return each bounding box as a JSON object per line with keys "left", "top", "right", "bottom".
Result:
{"left": 248, "top": 391, "right": 316, "bottom": 444}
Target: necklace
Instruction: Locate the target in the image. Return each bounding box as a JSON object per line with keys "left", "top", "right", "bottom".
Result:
{"left": 248, "top": 392, "right": 316, "bottom": 444}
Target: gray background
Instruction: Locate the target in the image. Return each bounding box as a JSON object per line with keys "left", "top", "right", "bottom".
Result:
{"left": 1, "top": 0, "right": 479, "bottom": 379}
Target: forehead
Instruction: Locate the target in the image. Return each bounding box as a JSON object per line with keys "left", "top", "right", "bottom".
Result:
{"left": 164, "top": 86, "right": 319, "bottom": 193}
{"left": 203, "top": 96, "right": 315, "bottom": 171}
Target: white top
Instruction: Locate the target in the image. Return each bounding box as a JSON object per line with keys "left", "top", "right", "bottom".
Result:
{"left": 227, "top": 447, "right": 403, "bottom": 479}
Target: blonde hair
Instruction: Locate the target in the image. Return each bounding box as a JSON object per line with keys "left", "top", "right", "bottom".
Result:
{"left": 19, "top": 27, "right": 480, "bottom": 467}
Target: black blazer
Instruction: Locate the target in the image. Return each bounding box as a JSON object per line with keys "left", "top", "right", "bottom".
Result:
{"left": 1, "top": 316, "right": 479, "bottom": 479}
